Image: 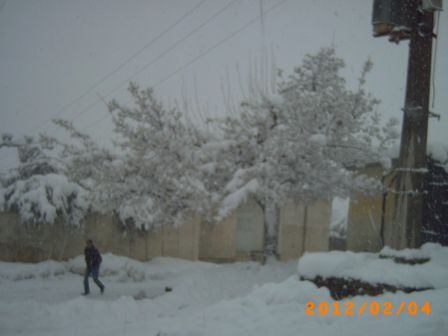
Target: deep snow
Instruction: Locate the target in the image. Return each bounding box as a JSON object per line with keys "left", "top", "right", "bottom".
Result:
{"left": 1, "top": 252, "right": 447, "bottom": 336}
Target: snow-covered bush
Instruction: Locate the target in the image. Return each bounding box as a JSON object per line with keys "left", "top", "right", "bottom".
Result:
{"left": 0, "top": 173, "right": 88, "bottom": 226}
{"left": 0, "top": 134, "right": 88, "bottom": 227}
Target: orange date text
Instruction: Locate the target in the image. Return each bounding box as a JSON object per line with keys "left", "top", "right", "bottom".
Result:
{"left": 305, "top": 301, "right": 431, "bottom": 316}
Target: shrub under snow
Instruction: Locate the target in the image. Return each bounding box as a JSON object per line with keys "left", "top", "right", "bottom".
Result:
{"left": 0, "top": 173, "right": 88, "bottom": 226}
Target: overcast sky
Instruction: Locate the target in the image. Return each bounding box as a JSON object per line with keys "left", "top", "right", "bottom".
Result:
{"left": 0, "top": 0, "right": 447, "bottom": 172}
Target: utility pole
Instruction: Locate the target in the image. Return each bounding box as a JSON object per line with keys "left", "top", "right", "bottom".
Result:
{"left": 372, "top": 0, "right": 440, "bottom": 249}
{"left": 393, "top": 1, "right": 434, "bottom": 249}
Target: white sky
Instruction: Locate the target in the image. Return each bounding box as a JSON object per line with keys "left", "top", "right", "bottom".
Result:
{"left": 0, "top": 0, "right": 447, "bottom": 172}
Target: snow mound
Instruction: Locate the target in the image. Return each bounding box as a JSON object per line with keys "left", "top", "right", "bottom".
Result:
{"left": 379, "top": 244, "right": 437, "bottom": 260}
{"left": 297, "top": 243, "right": 448, "bottom": 289}
{"left": 0, "top": 260, "right": 66, "bottom": 281}
{"left": 0, "top": 254, "right": 219, "bottom": 282}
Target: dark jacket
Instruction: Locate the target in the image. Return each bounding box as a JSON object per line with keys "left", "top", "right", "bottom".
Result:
{"left": 85, "top": 245, "right": 102, "bottom": 268}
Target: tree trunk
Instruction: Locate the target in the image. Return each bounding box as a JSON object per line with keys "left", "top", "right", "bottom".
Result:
{"left": 300, "top": 205, "right": 308, "bottom": 256}
{"left": 262, "top": 203, "right": 279, "bottom": 259}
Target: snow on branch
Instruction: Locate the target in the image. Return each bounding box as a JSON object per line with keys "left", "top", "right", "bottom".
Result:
{"left": 0, "top": 133, "right": 88, "bottom": 226}
{"left": 0, "top": 174, "right": 88, "bottom": 226}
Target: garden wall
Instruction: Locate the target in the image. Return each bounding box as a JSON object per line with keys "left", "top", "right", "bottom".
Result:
{"left": 346, "top": 163, "right": 395, "bottom": 252}
{"left": 0, "top": 199, "right": 331, "bottom": 263}
{"left": 0, "top": 211, "right": 200, "bottom": 262}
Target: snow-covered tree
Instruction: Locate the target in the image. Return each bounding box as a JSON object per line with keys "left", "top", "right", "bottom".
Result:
{"left": 105, "top": 84, "right": 209, "bottom": 229}
{"left": 212, "top": 47, "right": 398, "bottom": 255}
{"left": 0, "top": 134, "right": 88, "bottom": 226}
{"left": 44, "top": 119, "right": 115, "bottom": 192}
{"left": 54, "top": 83, "right": 210, "bottom": 230}
{"left": 46, "top": 48, "right": 397, "bottom": 246}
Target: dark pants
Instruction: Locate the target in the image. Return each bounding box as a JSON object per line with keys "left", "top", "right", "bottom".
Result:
{"left": 83, "top": 265, "right": 104, "bottom": 294}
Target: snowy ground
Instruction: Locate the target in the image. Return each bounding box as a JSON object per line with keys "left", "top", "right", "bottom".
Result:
{"left": 1, "top": 253, "right": 447, "bottom": 336}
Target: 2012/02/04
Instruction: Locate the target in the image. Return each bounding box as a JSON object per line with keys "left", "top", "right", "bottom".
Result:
{"left": 305, "top": 301, "right": 431, "bottom": 316}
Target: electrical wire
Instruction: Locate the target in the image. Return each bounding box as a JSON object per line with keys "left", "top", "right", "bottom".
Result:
{"left": 40, "top": 0, "right": 241, "bottom": 132}
{"left": 83, "top": 0, "right": 287, "bottom": 134}
{"left": 28, "top": 0, "right": 207, "bottom": 134}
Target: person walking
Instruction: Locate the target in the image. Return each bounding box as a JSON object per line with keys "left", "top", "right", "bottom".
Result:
{"left": 82, "top": 239, "right": 105, "bottom": 295}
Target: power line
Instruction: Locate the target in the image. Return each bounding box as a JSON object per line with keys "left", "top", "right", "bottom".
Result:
{"left": 84, "top": 0, "right": 287, "bottom": 134}
{"left": 28, "top": 0, "right": 207, "bottom": 134}
{"left": 153, "top": 0, "right": 286, "bottom": 90}
{"left": 62, "top": 0, "right": 241, "bottom": 127}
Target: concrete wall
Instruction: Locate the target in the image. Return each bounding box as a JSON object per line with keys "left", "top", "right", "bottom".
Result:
{"left": 199, "top": 214, "right": 237, "bottom": 261}
{"left": 304, "top": 201, "right": 332, "bottom": 252}
{"left": 199, "top": 199, "right": 331, "bottom": 262}
{"left": 199, "top": 200, "right": 264, "bottom": 262}
{"left": 161, "top": 211, "right": 201, "bottom": 260}
{"left": 277, "top": 201, "right": 306, "bottom": 261}
{"left": 0, "top": 199, "right": 331, "bottom": 263}
{"left": 235, "top": 200, "right": 264, "bottom": 253}
{"left": 346, "top": 164, "right": 396, "bottom": 252}
{"left": 277, "top": 200, "right": 331, "bottom": 261}
{"left": 0, "top": 211, "right": 200, "bottom": 262}
{"left": 0, "top": 212, "right": 83, "bottom": 262}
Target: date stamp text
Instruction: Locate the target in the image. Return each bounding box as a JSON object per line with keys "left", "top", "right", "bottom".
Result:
{"left": 305, "top": 301, "right": 431, "bottom": 316}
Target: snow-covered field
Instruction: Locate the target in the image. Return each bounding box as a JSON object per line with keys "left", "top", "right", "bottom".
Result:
{"left": 1, "top": 253, "right": 447, "bottom": 336}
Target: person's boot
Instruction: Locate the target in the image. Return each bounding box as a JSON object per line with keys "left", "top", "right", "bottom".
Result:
{"left": 100, "top": 285, "right": 105, "bottom": 294}
{"left": 81, "top": 291, "right": 89, "bottom": 296}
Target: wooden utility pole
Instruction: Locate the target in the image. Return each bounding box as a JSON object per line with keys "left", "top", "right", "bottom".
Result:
{"left": 372, "top": 0, "right": 439, "bottom": 249}
{"left": 391, "top": 1, "right": 435, "bottom": 249}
